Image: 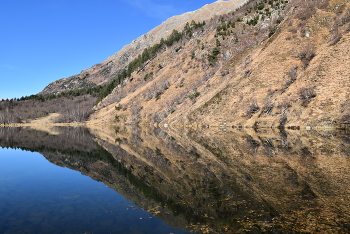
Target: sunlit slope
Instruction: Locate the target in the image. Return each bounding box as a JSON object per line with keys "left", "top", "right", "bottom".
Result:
{"left": 89, "top": 0, "right": 349, "bottom": 128}
{"left": 39, "top": 0, "right": 248, "bottom": 95}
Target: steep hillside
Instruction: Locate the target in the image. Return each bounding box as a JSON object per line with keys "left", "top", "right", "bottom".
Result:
{"left": 39, "top": 0, "right": 248, "bottom": 96}
{"left": 2, "top": 0, "right": 349, "bottom": 129}
{"left": 89, "top": 0, "right": 350, "bottom": 129}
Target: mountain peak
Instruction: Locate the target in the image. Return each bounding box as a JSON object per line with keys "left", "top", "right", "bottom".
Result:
{"left": 39, "top": 0, "right": 249, "bottom": 95}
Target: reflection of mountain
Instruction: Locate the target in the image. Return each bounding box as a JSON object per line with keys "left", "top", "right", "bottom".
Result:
{"left": 180, "top": 127, "right": 350, "bottom": 233}
{"left": 0, "top": 127, "right": 194, "bottom": 232}
{"left": 93, "top": 126, "right": 350, "bottom": 233}
{"left": 1, "top": 126, "right": 349, "bottom": 233}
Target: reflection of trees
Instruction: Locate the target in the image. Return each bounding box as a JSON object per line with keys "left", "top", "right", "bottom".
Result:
{"left": 100, "top": 125, "right": 350, "bottom": 233}
{"left": 0, "top": 127, "right": 96, "bottom": 152}
{"left": 182, "top": 128, "right": 350, "bottom": 233}
{"left": 93, "top": 126, "right": 278, "bottom": 232}
{"left": 1, "top": 126, "right": 349, "bottom": 233}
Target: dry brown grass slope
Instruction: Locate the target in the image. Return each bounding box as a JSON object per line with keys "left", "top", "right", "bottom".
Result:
{"left": 89, "top": 0, "right": 350, "bottom": 129}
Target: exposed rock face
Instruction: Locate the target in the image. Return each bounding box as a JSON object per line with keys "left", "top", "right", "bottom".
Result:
{"left": 39, "top": 0, "right": 248, "bottom": 95}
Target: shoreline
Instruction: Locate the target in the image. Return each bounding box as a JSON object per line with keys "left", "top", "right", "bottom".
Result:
{"left": 1, "top": 122, "right": 348, "bottom": 131}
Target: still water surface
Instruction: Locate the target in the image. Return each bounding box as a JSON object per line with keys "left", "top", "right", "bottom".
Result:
{"left": 0, "top": 148, "right": 191, "bottom": 234}
{"left": 0, "top": 126, "right": 349, "bottom": 233}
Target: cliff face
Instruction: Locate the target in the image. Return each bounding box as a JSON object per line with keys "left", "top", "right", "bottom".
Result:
{"left": 39, "top": 0, "right": 249, "bottom": 96}
{"left": 88, "top": 0, "right": 350, "bottom": 129}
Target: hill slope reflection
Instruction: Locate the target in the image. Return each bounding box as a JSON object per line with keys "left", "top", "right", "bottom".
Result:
{"left": 1, "top": 126, "right": 349, "bottom": 233}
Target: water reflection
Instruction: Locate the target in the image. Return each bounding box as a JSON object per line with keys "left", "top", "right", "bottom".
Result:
{"left": 0, "top": 126, "right": 349, "bottom": 233}
{"left": 0, "top": 127, "right": 192, "bottom": 234}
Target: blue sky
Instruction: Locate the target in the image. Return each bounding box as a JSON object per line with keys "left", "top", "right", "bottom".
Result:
{"left": 0, "top": 0, "right": 218, "bottom": 99}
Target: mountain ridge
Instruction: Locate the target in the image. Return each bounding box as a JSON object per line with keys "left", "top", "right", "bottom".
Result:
{"left": 39, "top": 0, "right": 249, "bottom": 95}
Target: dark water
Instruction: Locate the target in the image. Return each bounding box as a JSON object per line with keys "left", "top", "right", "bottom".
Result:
{"left": 0, "top": 148, "right": 191, "bottom": 234}
{"left": 0, "top": 126, "right": 350, "bottom": 233}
